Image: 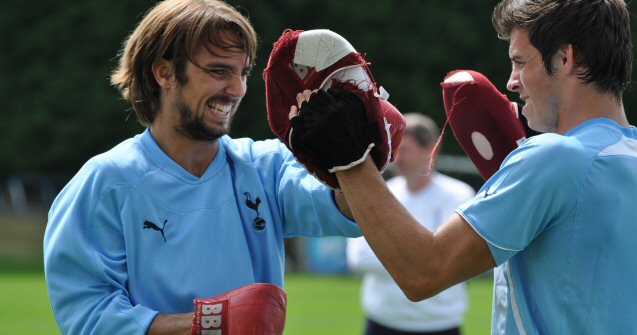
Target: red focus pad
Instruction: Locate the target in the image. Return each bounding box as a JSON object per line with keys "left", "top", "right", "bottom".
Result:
{"left": 191, "top": 283, "right": 287, "bottom": 335}
{"left": 264, "top": 29, "right": 405, "bottom": 189}
{"left": 441, "top": 70, "right": 527, "bottom": 180}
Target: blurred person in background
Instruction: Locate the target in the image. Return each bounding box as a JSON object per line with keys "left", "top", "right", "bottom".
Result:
{"left": 347, "top": 113, "right": 475, "bottom": 335}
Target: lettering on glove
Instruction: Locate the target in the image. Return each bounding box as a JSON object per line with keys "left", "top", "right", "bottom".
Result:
{"left": 191, "top": 299, "right": 228, "bottom": 335}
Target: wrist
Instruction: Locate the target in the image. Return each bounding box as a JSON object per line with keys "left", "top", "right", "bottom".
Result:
{"left": 147, "top": 313, "right": 193, "bottom": 335}
{"left": 335, "top": 156, "right": 380, "bottom": 187}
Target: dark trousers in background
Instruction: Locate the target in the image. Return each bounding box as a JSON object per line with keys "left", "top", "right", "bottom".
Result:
{"left": 364, "top": 319, "right": 461, "bottom": 335}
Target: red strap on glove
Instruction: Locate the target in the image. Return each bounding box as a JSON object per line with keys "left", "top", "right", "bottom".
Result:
{"left": 191, "top": 283, "right": 287, "bottom": 335}
{"left": 441, "top": 70, "right": 527, "bottom": 180}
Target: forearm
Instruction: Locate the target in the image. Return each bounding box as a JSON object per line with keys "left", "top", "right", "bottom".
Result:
{"left": 147, "top": 313, "right": 193, "bottom": 335}
{"left": 336, "top": 157, "right": 494, "bottom": 300}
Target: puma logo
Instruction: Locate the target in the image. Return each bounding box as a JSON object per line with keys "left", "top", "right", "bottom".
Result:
{"left": 143, "top": 220, "right": 168, "bottom": 242}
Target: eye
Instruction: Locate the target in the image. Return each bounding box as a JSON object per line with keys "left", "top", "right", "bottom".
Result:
{"left": 206, "top": 68, "right": 227, "bottom": 76}
{"left": 511, "top": 59, "right": 525, "bottom": 70}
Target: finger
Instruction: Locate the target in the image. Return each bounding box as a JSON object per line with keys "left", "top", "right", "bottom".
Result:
{"left": 301, "top": 89, "right": 313, "bottom": 104}
{"left": 295, "top": 92, "right": 305, "bottom": 107}
{"left": 289, "top": 105, "right": 299, "bottom": 120}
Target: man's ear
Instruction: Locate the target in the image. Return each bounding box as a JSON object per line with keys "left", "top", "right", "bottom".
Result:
{"left": 152, "top": 58, "right": 175, "bottom": 89}
{"left": 553, "top": 44, "right": 576, "bottom": 74}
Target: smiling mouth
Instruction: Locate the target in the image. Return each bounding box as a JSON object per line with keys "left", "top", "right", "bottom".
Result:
{"left": 207, "top": 101, "right": 233, "bottom": 116}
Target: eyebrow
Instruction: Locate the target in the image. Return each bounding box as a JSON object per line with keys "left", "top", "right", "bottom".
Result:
{"left": 201, "top": 62, "right": 236, "bottom": 70}
{"left": 200, "top": 61, "right": 253, "bottom": 74}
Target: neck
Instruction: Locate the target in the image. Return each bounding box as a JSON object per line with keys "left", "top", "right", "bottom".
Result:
{"left": 557, "top": 84, "right": 628, "bottom": 134}
{"left": 150, "top": 124, "right": 219, "bottom": 178}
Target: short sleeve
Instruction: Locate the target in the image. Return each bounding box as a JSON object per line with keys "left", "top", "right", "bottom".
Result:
{"left": 458, "top": 134, "right": 588, "bottom": 265}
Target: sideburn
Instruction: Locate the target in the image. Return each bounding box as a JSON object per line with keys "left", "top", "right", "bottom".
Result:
{"left": 173, "top": 57, "right": 189, "bottom": 86}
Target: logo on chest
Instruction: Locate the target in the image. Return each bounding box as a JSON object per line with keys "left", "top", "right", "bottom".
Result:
{"left": 143, "top": 219, "right": 168, "bottom": 242}
{"left": 243, "top": 192, "right": 266, "bottom": 231}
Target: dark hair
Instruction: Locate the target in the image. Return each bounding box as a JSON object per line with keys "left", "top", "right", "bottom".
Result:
{"left": 492, "top": 0, "right": 632, "bottom": 99}
{"left": 110, "top": 0, "right": 258, "bottom": 126}
{"left": 403, "top": 113, "right": 439, "bottom": 147}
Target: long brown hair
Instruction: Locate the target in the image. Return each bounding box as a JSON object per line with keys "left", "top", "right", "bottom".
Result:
{"left": 110, "top": 0, "right": 258, "bottom": 126}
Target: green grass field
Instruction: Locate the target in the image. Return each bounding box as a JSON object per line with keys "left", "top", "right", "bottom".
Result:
{"left": 285, "top": 274, "right": 493, "bottom": 335}
{"left": 0, "top": 214, "right": 492, "bottom": 334}
{"left": 0, "top": 272, "right": 492, "bottom": 334}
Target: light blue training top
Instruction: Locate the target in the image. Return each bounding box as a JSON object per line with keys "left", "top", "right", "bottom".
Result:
{"left": 44, "top": 129, "right": 360, "bottom": 335}
{"left": 458, "top": 118, "right": 637, "bottom": 334}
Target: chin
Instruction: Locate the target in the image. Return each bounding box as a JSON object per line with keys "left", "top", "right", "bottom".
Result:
{"left": 179, "top": 123, "right": 229, "bottom": 142}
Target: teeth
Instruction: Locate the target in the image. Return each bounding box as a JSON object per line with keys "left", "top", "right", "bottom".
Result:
{"left": 208, "top": 101, "right": 232, "bottom": 115}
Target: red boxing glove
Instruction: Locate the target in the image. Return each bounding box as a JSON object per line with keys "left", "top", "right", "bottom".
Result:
{"left": 441, "top": 70, "right": 527, "bottom": 180}
{"left": 264, "top": 29, "right": 405, "bottom": 189}
{"left": 191, "top": 283, "right": 287, "bottom": 335}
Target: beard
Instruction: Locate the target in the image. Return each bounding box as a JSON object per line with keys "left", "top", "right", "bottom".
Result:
{"left": 174, "top": 100, "right": 235, "bottom": 142}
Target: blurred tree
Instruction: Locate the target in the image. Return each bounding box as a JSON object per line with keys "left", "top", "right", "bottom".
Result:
{"left": 1, "top": 0, "right": 635, "bottom": 179}
{"left": 0, "top": 0, "right": 150, "bottom": 177}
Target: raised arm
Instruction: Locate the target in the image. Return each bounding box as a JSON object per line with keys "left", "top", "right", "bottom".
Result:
{"left": 336, "top": 157, "right": 494, "bottom": 300}
{"left": 287, "top": 88, "right": 495, "bottom": 300}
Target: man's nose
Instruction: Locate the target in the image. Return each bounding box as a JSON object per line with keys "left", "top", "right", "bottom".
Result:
{"left": 506, "top": 71, "right": 520, "bottom": 92}
{"left": 226, "top": 74, "right": 247, "bottom": 98}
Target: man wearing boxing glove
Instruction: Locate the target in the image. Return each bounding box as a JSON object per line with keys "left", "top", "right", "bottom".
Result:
{"left": 43, "top": 1, "right": 370, "bottom": 334}
{"left": 290, "top": 0, "right": 637, "bottom": 334}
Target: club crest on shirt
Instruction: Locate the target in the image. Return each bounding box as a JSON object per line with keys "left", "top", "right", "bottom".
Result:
{"left": 243, "top": 192, "right": 266, "bottom": 231}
